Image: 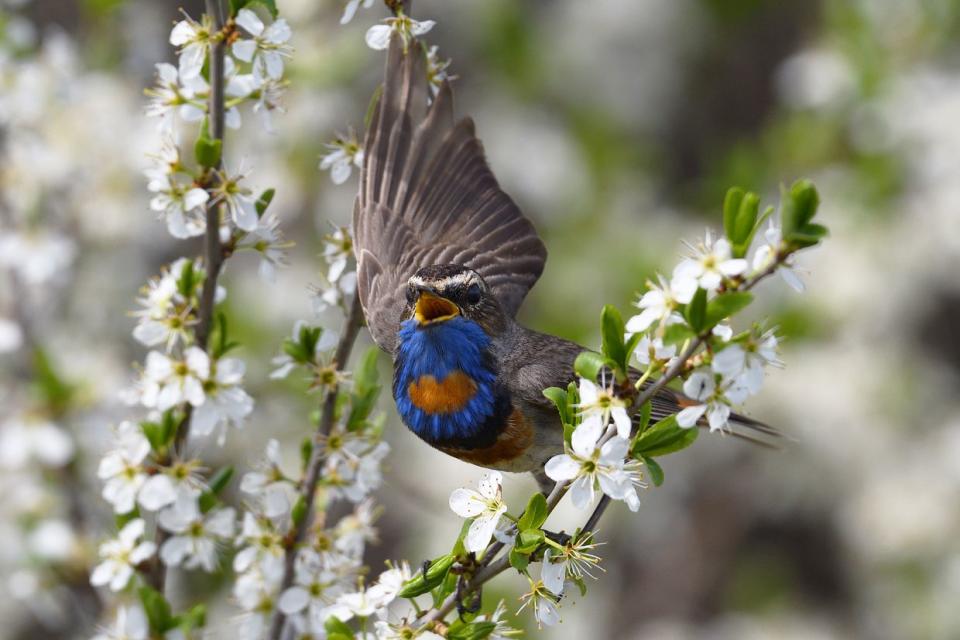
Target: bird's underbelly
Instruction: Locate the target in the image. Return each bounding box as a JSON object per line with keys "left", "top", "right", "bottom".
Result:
{"left": 437, "top": 407, "right": 541, "bottom": 472}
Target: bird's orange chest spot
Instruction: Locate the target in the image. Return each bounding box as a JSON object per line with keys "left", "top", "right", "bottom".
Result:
{"left": 408, "top": 370, "right": 478, "bottom": 415}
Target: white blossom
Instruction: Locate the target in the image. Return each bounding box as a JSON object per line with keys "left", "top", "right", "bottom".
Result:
{"left": 624, "top": 274, "right": 693, "bottom": 335}
{"left": 673, "top": 230, "right": 748, "bottom": 293}
{"left": 319, "top": 136, "right": 363, "bottom": 185}
{"left": 752, "top": 221, "right": 805, "bottom": 291}
{"left": 632, "top": 335, "right": 676, "bottom": 367}
{"left": 0, "top": 416, "right": 74, "bottom": 469}
{"left": 449, "top": 471, "right": 508, "bottom": 553}
{"left": 98, "top": 422, "right": 151, "bottom": 514}
{"left": 270, "top": 321, "right": 338, "bottom": 379}
{"left": 577, "top": 374, "right": 632, "bottom": 438}
{"left": 139, "top": 347, "right": 209, "bottom": 411}
{"left": 211, "top": 169, "right": 259, "bottom": 231}
{"left": 240, "top": 212, "right": 290, "bottom": 282}
{"left": 425, "top": 45, "right": 452, "bottom": 97}
{"left": 91, "top": 605, "right": 149, "bottom": 640}
{"left": 341, "top": 0, "right": 374, "bottom": 24}
{"left": 90, "top": 519, "right": 156, "bottom": 592}
{"left": 277, "top": 549, "right": 348, "bottom": 624}
{"left": 517, "top": 580, "right": 560, "bottom": 629}
{"left": 676, "top": 369, "right": 749, "bottom": 433}
{"left": 365, "top": 15, "right": 435, "bottom": 51}
{"left": 234, "top": 512, "right": 285, "bottom": 578}
{"left": 131, "top": 258, "right": 195, "bottom": 350}
{"left": 191, "top": 354, "right": 254, "bottom": 443}
{"left": 158, "top": 495, "right": 235, "bottom": 572}
{"left": 240, "top": 439, "right": 298, "bottom": 520}
{"left": 0, "top": 230, "right": 76, "bottom": 286}
{"left": 712, "top": 330, "right": 780, "bottom": 394}
{"left": 544, "top": 416, "right": 643, "bottom": 512}
{"left": 169, "top": 13, "right": 213, "bottom": 80}
{"left": 233, "top": 9, "right": 292, "bottom": 83}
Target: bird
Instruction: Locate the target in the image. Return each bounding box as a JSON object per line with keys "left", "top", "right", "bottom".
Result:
{"left": 352, "top": 35, "right": 775, "bottom": 492}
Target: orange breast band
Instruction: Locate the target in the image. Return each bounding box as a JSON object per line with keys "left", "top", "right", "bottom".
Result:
{"left": 408, "top": 370, "right": 478, "bottom": 414}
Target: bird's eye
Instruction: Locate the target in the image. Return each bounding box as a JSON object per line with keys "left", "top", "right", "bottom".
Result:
{"left": 465, "top": 283, "right": 482, "bottom": 305}
{"left": 406, "top": 286, "right": 417, "bottom": 305}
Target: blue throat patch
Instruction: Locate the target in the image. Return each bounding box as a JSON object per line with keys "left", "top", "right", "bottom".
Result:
{"left": 394, "top": 316, "right": 499, "bottom": 443}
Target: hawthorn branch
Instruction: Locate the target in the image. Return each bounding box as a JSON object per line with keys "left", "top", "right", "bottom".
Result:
{"left": 268, "top": 293, "right": 366, "bottom": 640}
{"left": 418, "top": 260, "right": 785, "bottom": 628}
{"left": 146, "top": 0, "right": 227, "bottom": 594}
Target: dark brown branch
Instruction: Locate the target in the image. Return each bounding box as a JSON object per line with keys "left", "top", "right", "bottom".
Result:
{"left": 268, "top": 293, "right": 365, "bottom": 640}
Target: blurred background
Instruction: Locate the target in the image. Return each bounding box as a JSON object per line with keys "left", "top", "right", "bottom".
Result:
{"left": 2, "top": 0, "right": 960, "bottom": 638}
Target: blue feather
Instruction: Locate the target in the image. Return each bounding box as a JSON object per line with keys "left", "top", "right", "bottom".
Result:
{"left": 394, "top": 317, "right": 499, "bottom": 442}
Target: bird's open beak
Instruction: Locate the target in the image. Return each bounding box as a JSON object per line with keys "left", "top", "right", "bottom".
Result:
{"left": 414, "top": 291, "right": 460, "bottom": 325}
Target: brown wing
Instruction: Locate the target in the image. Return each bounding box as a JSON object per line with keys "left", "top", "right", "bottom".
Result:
{"left": 353, "top": 34, "right": 547, "bottom": 354}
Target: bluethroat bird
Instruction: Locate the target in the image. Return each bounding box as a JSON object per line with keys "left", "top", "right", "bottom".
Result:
{"left": 353, "top": 36, "right": 775, "bottom": 492}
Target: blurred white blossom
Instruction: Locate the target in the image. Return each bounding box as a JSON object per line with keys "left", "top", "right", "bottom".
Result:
{"left": 90, "top": 519, "right": 156, "bottom": 592}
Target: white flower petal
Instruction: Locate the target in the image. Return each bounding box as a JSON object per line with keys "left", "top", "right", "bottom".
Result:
{"left": 448, "top": 488, "right": 484, "bottom": 518}
{"left": 676, "top": 404, "right": 706, "bottom": 428}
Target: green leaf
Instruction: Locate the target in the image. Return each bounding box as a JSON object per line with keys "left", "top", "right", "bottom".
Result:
{"left": 781, "top": 179, "right": 820, "bottom": 236}
{"left": 176, "top": 259, "right": 196, "bottom": 297}
{"left": 31, "top": 347, "right": 74, "bottom": 414}
{"left": 229, "top": 0, "right": 251, "bottom": 15}
{"left": 684, "top": 287, "right": 707, "bottom": 333}
{"left": 574, "top": 350, "right": 610, "bottom": 382}
{"left": 509, "top": 547, "right": 530, "bottom": 573}
{"left": 704, "top": 292, "right": 753, "bottom": 327}
{"left": 637, "top": 400, "right": 652, "bottom": 433}
{"left": 731, "top": 191, "right": 760, "bottom": 258}
{"left": 291, "top": 495, "right": 307, "bottom": 526}
{"left": 632, "top": 415, "right": 699, "bottom": 457}
{"left": 600, "top": 304, "right": 627, "bottom": 374}
{"left": 138, "top": 586, "right": 174, "bottom": 633}
{"left": 255, "top": 188, "right": 275, "bottom": 217}
{"left": 447, "top": 621, "right": 497, "bottom": 640}
{"left": 518, "top": 493, "right": 548, "bottom": 532}
{"left": 353, "top": 347, "right": 380, "bottom": 396}
{"left": 398, "top": 554, "right": 455, "bottom": 597}
{"left": 543, "top": 387, "right": 570, "bottom": 426}
{"left": 177, "top": 604, "right": 206, "bottom": 632}
{"left": 643, "top": 456, "right": 664, "bottom": 486}
{"left": 723, "top": 186, "right": 745, "bottom": 243}
{"left": 514, "top": 528, "right": 544, "bottom": 554}
{"left": 249, "top": 0, "right": 278, "bottom": 18}
{"left": 324, "top": 617, "right": 353, "bottom": 638}
{"left": 207, "top": 466, "right": 234, "bottom": 495}
{"left": 662, "top": 323, "right": 695, "bottom": 346}
{"left": 115, "top": 508, "right": 140, "bottom": 530}
{"left": 194, "top": 118, "right": 221, "bottom": 168}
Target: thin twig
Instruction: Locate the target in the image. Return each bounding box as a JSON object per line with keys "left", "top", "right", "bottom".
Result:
{"left": 268, "top": 293, "right": 366, "bottom": 640}
{"left": 417, "top": 261, "right": 785, "bottom": 627}
{"left": 147, "top": 0, "right": 227, "bottom": 594}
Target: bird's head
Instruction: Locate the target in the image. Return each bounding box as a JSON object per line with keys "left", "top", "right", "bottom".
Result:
{"left": 405, "top": 264, "right": 507, "bottom": 335}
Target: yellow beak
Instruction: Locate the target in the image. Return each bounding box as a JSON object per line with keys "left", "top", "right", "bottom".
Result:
{"left": 414, "top": 291, "right": 460, "bottom": 325}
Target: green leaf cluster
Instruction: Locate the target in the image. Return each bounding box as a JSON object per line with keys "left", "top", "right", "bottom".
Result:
{"left": 139, "top": 587, "right": 206, "bottom": 636}
{"left": 781, "top": 179, "right": 827, "bottom": 249}
{"left": 723, "top": 187, "right": 773, "bottom": 258}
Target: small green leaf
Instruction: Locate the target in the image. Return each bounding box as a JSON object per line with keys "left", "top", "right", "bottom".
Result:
{"left": 398, "top": 554, "right": 455, "bottom": 597}
{"left": 543, "top": 387, "right": 570, "bottom": 425}
{"left": 255, "top": 188, "right": 275, "bottom": 217}
{"left": 643, "top": 456, "right": 664, "bottom": 486}
{"left": 207, "top": 466, "right": 234, "bottom": 495}
{"left": 178, "top": 604, "right": 206, "bottom": 632}
{"left": 518, "top": 493, "right": 548, "bottom": 532}
{"left": 600, "top": 304, "right": 627, "bottom": 374}
{"left": 781, "top": 179, "right": 820, "bottom": 236}
{"left": 636, "top": 400, "right": 652, "bottom": 433}
{"left": 291, "top": 495, "right": 307, "bottom": 526}
{"left": 324, "top": 617, "right": 353, "bottom": 638}
{"left": 194, "top": 118, "right": 221, "bottom": 168}
{"left": 138, "top": 586, "right": 174, "bottom": 633}
{"left": 704, "top": 292, "right": 753, "bottom": 327}
{"left": 229, "top": 0, "right": 251, "bottom": 16}
{"left": 723, "top": 186, "right": 745, "bottom": 243}
{"left": 509, "top": 546, "right": 530, "bottom": 573}
{"left": 662, "top": 323, "right": 695, "bottom": 346}
{"left": 515, "top": 528, "right": 544, "bottom": 554}
{"left": 632, "top": 415, "right": 699, "bottom": 457}
{"left": 574, "top": 351, "right": 609, "bottom": 382}
{"left": 176, "top": 259, "right": 196, "bottom": 297}
{"left": 684, "top": 288, "right": 707, "bottom": 333}
{"left": 447, "top": 621, "right": 497, "bottom": 640}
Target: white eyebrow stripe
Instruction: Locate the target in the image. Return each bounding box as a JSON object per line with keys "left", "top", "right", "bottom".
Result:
{"left": 408, "top": 272, "right": 478, "bottom": 289}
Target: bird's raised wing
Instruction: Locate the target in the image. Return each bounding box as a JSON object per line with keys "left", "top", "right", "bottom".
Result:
{"left": 353, "top": 35, "right": 547, "bottom": 354}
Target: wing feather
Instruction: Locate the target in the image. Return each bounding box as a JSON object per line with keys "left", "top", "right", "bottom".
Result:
{"left": 354, "top": 34, "right": 547, "bottom": 353}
